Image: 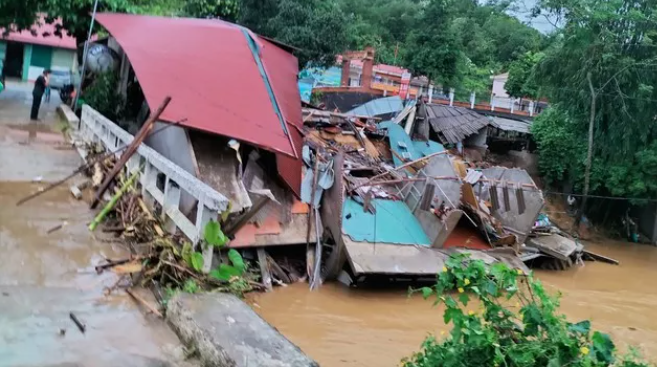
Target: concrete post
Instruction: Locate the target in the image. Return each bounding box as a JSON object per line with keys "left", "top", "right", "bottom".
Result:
{"left": 529, "top": 100, "right": 535, "bottom": 117}
{"left": 340, "top": 60, "right": 350, "bottom": 87}
{"left": 449, "top": 88, "right": 455, "bottom": 107}
{"left": 196, "top": 203, "right": 218, "bottom": 273}
{"left": 491, "top": 99, "right": 495, "bottom": 111}
{"left": 470, "top": 92, "right": 476, "bottom": 109}
{"left": 428, "top": 84, "right": 434, "bottom": 103}
{"left": 163, "top": 179, "right": 182, "bottom": 234}
{"left": 511, "top": 99, "right": 515, "bottom": 114}
{"left": 141, "top": 161, "right": 157, "bottom": 208}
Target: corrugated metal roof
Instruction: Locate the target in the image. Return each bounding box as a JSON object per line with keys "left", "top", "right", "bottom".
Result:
{"left": 95, "top": 13, "right": 303, "bottom": 196}
{"left": 423, "top": 103, "right": 495, "bottom": 145}
{"left": 346, "top": 96, "right": 403, "bottom": 117}
{"left": 491, "top": 117, "right": 532, "bottom": 134}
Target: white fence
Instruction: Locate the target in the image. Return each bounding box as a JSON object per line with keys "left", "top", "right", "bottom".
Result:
{"left": 73, "top": 105, "right": 229, "bottom": 272}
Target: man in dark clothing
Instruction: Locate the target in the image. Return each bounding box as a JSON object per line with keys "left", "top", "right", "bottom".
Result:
{"left": 31, "top": 69, "right": 50, "bottom": 120}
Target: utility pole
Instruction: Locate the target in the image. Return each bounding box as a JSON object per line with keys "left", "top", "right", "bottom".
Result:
{"left": 576, "top": 72, "right": 597, "bottom": 229}
{"left": 72, "top": 0, "right": 99, "bottom": 110}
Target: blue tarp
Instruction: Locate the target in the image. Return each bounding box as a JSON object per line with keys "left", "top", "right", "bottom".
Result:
{"left": 380, "top": 121, "right": 446, "bottom": 168}
{"left": 342, "top": 198, "right": 431, "bottom": 246}
{"left": 413, "top": 140, "right": 445, "bottom": 157}
{"left": 346, "top": 96, "right": 403, "bottom": 117}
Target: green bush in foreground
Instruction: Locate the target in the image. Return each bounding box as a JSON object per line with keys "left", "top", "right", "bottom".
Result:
{"left": 403, "top": 253, "right": 651, "bottom": 367}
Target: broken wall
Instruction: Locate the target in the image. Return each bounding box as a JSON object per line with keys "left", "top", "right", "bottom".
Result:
{"left": 481, "top": 168, "right": 543, "bottom": 245}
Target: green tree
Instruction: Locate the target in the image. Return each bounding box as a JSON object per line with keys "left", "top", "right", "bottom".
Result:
{"left": 531, "top": 0, "right": 657, "bottom": 211}
{"left": 181, "top": 0, "right": 239, "bottom": 21}
{"left": 404, "top": 0, "right": 463, "bottom": 88}
{"left": 265, "top": 0, "right": 347, "bottom": 68}
{"left": 506, "top": 51, "right": 544, "bottom": 99}
{"left": 0, "top": 1, "right": 43, "bottom": 32}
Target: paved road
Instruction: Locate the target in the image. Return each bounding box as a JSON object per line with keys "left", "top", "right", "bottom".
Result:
{"left": 0, "top": 82, "right": 193, "bottom": 367}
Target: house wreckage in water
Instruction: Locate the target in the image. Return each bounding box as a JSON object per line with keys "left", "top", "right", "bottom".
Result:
{"left": 70, "top": 13, "right": 592, "bottom": 292}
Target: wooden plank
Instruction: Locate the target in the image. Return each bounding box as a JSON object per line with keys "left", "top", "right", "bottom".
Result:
{"left": 527, "top": 235, "right": 578, "bottom": 261}
{"left": 257, "top": 248, "right": 273, "bottom": 291}
{"left": 91, "top": 96, "right": 172, "bottom": 208}
{"left": 343, "top": 237, "right": 448, "bottom": 275}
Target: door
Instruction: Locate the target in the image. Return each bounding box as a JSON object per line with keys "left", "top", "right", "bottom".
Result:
{"left": 31, "top": 45, "right": 53, "bottom": 69}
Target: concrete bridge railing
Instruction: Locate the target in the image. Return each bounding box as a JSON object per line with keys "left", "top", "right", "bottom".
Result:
{"left": 72, "top": 105, "right": 229, "bottom": 272}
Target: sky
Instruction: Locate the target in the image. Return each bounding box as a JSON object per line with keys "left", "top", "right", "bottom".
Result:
{"left": 510, "top": 0, "right": 559, "bottom": 34}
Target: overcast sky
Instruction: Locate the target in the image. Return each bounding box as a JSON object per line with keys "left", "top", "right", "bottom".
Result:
{"left": 510, "top": 0, "right": 558, "bottom": 34}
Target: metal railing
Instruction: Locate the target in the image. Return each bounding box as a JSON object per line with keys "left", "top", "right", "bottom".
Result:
{"left": 74, "top": 105, "right": 230, "bottom": 272}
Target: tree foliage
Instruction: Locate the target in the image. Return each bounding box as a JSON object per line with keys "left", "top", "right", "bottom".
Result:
{"left": 530, "top": 0, "right": 657, "bottom": 203}
{"left": 403, "top": 253, "right": 650, "bottom": 367}
{"left": 404, "top": 0, "right": 462, "bottom": 88}
{"left": 506, "top": 51, "right": 544, "bottom": 99}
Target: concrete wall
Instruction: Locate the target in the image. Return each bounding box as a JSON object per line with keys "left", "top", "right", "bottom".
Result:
{"left": 464, "top": 127, "right": 488, "bottom": 148}
{"left": 144, "top": 122, "right": 199, "bottom": 215}
{"left": 492, "top": 73, "right": 509, "bottom": 98}
{"left": 482, "top": 168, "right": 544, "bottom": 245}
{"left": 51, "top": 48, "right": 77, "bottom": 71}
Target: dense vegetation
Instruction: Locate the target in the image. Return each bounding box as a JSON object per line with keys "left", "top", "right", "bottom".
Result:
{"left": 526, "top": 0, "right": 657, "bottom": 220}
{"left": 404, "top": 253, "right": 650, "bottom": 367}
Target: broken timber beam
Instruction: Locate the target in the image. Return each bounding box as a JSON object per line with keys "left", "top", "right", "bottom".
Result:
{"left": 90, "top": 96, "right": 172, "bottom": 209}
{"left": 257, "top": 248, "right": 273, "bottom": 292}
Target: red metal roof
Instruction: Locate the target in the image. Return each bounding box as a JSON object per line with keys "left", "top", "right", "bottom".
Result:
{"left": 95, "top": 13, "right": 303, "bottom": 196}
{"left": 1, "top": 17, "right": 78, "bottom": 50}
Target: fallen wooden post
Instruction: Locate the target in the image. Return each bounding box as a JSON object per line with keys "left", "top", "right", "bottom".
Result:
{"left": 69, "top": 312, "right": 86, "bottom": 334}
{"left": 583, "top": 250, "right": 620, "bottom": 265}
{"left": 90, "top": 96, "right": 172, "bottom": 209}
{"left": 89, "top": 167, "right": 141, "bottom": 231}
{"left": 257, "top": 248, "right": 273, "bottom": 292}
{"left": 126, "top": 288, "right": 163, "bottom": 318}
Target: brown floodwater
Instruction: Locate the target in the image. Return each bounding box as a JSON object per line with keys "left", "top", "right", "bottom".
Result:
{"left": 253, "top": 241, "right": 657, "bottom": 366}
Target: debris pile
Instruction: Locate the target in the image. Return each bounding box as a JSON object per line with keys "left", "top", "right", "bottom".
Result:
{"left": 85, "top": 146, "right": 262, "bottom": 302}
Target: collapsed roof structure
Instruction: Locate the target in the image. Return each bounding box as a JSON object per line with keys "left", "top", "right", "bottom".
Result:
{"left": 96, "top": 13, "right": 304, "bottom": 196}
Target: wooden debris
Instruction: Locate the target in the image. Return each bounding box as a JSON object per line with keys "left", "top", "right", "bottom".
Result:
{"left": 89, "top": 167, "right": 141, "bottom": 231}
{"left": 91, "top": 96, "right": 172, "bottom": 209}
{"left": 69, "top": 312, "right": 86, "bottom": 334}
{"left": 112, "top": 261, "right": 143, "bottom": 274}
{"left": 46, "top": 221, "right": 68, "bottom": 234}
{"left": 70, "top": 185, "right": 83, "bottom": 200}
{"left": 267, "top": 255, "right": 291, "bottom": 284}
{"left": 95, "top": 257, "right": 138, "bottom": 274}
{"left": 125, "top": 288, "right": 163, "bottom": 318}
{"left": 583, "top": 250, "right": 620, "bottom": 265}
{"left": 257, "top": 248, "right": 273, "bottom": 292}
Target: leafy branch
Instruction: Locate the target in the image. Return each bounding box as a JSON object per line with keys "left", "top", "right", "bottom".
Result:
{"left": 403, "top": 253, "right": 650, "bottom": 367}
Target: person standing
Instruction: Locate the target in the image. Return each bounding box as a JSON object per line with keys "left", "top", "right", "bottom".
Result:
{"left": 31, "top": 69, "right": 50, "bottom": 120}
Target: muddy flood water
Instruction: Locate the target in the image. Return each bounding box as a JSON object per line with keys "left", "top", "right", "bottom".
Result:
{"left": 253, "top": 241, "right": 657, "bottom": 366}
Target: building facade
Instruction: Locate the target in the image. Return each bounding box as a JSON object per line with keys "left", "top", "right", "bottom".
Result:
{"left": 0, "top": 20, "right": 78, "bottom": 82}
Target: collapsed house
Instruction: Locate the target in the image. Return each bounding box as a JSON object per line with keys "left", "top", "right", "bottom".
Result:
{"left": 83, "top": 14, "right": 589, "bottom": 290}
{"left": 95, "top": 13, "right": 317, "bottom": 252}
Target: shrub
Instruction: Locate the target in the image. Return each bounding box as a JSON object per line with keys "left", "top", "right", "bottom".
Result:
{"left": 403, "top": 253, "right": 650, "bottom": 367}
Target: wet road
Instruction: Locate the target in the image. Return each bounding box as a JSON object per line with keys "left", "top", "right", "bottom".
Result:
{"left": 0, "top": 82, "right": 190, "bottom": 367}
{"left": 253, "top": 241, "right": 657, "bottom": 366}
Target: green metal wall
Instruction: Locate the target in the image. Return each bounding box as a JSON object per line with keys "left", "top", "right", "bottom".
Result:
{"left": 31, "top": 45, "right": 52, "bottom": 69}
{"left": 0, "top": 41, "right": 6, "bottom": 75}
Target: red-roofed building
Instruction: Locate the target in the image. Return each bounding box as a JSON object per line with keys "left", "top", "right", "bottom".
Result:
{"left": 0, "top": 17, "right": 79, "bottom": 81}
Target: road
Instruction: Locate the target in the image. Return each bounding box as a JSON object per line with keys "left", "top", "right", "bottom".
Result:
{"left": 0, "top": 81, "right": 193, "bottom": 367}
